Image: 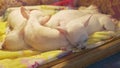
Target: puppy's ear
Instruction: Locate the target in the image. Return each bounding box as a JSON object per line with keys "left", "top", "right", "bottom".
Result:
{"left": 84, "top": 15, "right": 92, "bottom": 27}
{"left": 56, "top": 27, "right": 68, "bottom": 35}
{"left": 21, "top": 6, "right": 30, "bottom": 20}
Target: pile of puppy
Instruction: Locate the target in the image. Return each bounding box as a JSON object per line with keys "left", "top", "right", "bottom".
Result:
{"left": 2, "top": 5, "right": 118, "bottom": 52}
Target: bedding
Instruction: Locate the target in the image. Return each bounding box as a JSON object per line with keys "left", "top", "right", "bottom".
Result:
{"left": 0, "top": 5, "right": 120, "bottom": 68}
{"left": 0, "top": 50, "right": 65, "bottom": 68}
{"left": 0, "top": 21, "right": 119, "bottom": 68}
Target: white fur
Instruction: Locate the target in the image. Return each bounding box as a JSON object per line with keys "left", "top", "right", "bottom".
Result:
{"left": 23, "top": 10, "right": 69, "bottom": 52}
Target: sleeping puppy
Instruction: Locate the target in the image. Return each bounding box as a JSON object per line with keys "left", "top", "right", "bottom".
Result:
{"left": 3, "top": 7, "right": 48, "bottom": 51}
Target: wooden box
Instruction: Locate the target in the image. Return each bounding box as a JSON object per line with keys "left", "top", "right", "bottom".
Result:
{"left": 0, "top": 0, "right": 120, "bottom": 68}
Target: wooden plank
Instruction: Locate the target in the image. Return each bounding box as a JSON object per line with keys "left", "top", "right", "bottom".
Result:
{"left": 40, "top": 50, "right": 90, "bottom": 68}
{"left": 51, "top": 38, "right": 120, "bottom": 68}
{"left": 39, "top": 38, "right": 120, "bottom": 68}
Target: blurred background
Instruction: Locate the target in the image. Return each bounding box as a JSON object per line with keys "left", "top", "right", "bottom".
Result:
{"left": 0, "top": 0, "right": 120, "bottom": 19}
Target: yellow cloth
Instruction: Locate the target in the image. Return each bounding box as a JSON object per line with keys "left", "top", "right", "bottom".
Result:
{"left": 0, "top": 50, "right": 63, "bottom": 68}
{"left": 0, "top": 22, "right": 7, "bottom": 42}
